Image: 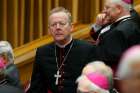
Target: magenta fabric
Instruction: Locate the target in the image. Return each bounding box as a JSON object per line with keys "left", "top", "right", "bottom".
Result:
{"left": 86, "top": 72, "right": 109, "bottom": 90}
{"left": 123, "top": 0, "right": 133, "bottom": 4}
{"left": 0, "top": 57, "right": 5, "bottom": 69}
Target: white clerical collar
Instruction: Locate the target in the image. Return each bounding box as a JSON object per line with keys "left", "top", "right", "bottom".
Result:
{"left": 55, "top": 36, "right": 72, "bottom": 48}
{"left": 115, "top": 15, "right": 131, "bottom": 22}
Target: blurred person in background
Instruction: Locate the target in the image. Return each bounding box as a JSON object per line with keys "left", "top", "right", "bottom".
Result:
{"left": 0, "top": 41, "right": 22, "bottom": 88}
{"left": 116, "top": 45, "right": 140, "bottom": 93}
{"left": 90, "top": 0, "right": 140, "bottom": 44}
{"left": 89, "top": 0, "right": 140, "bottom": 74}
{"left": 76, "top": 61, "right": 117, "bottom": 93}
{"left": 0, "top": 41, "right": 24, "bottom": 93}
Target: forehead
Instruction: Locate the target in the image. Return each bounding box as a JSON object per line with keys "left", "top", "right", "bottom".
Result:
{"left": 104, "top": 0, "right": 115, "bottom": 7}
{"left": 49, "top": 12, "right": 68, "bottom": 22}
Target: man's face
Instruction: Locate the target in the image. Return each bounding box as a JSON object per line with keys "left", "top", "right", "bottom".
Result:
{"left": 120, "top": 62, "right": 140, "bottom": 93}
{"left": 103, "top": 0, "right": 121, "bottom": 23}
{"left": 48, "top": 12, "right": 73, "bottom": 43}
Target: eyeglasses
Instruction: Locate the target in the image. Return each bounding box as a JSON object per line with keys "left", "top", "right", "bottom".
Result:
{"left": 49, "top": 21, "right": 69, "bottom": 28}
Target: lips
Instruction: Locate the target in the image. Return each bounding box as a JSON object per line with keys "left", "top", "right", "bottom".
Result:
{"left": 55, "top": 33, "right": 64, "bottom": 37}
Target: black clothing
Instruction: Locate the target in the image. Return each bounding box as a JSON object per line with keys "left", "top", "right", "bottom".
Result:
{"left": 95, "top": 17, "right": 140, "bottom": 70}
{"left": 90, "top": 9, "right": 140, "bottom": 41}
{"left": 5, "top": 63, "right": 22, "bottom": 88}
{"left": 28, "top": 39, "right": 95, "bottom": 93}
{"left": 0, "top": 85, "right": 24, "bottom": 93}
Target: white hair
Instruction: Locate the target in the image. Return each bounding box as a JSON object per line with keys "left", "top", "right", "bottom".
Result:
{"left": 86, "top": 61, "right": 112, "bottom": 75}
{"left": 76, "top": 75, "right": 109, "bottom": 93}
{"left": 109, "top": 0, "right": 130, "bottom": 10}
{"left": 116, "top": 45, "right": 140, "bottom": 79}
{"left": 0, "top": 41, "right": 14, "bottom": 64}
{"left": 82, "top": 61, "right": 113, "bottom": 89}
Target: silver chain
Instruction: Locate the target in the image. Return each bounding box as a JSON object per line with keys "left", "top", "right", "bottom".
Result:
{"left": 54, "top": 41, "right": 74, "bottom": 72}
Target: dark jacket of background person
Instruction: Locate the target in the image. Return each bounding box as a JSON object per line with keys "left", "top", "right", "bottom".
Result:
{"left": 95, "top": 17, "right": 140, "bottom": 72}
{"left": 0, "top": 64, "right": 24, "bottom": 93}
{"left": 0, "top": 85, "right": 24, "bottom": 93}
{"left": 90, "top": 9, "right": 140, "bottom": 41}
{"left": 4, "top": 63, "right": 22, "bottom": 88}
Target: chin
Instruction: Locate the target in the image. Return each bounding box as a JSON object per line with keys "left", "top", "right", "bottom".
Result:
{"left": 55, "top": 37, "right": 65, "bottom": 41}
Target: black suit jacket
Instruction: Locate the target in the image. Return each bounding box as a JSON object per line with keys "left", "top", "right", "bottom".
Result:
{"left": 130, "top": 9, "right": 140, "bottom": 25}
{"left": 90, "top": 9, "right": 140, "bottom": 41}
{"left": 95, "top": 17, "right": 140, "bottom": 69}
{"left": 28, "top": 39, "right": 95, "bottom": 93}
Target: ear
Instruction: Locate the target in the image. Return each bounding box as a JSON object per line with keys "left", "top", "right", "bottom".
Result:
{"left": 70, "top": 23, "right": 74, "bottom": 32}
{"left": 116, "top": 4, "right": 122, "bottom": 14}
{"left": 48, "top": 27, "right": 51, "bottom": 35}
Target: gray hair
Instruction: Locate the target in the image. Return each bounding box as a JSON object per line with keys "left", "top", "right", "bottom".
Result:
{"left": 76, "top": 75, "right": 109, "bottom": 93}
{"left": 82, "top": 61, "right": 113, "bottom": 89}
{"left": 110, "top": 0, "right": 130, "bottom": 10}
{"left": 0, "top": 41, "right": 14, "bottom": 64}
{"left": 48, "top": 7, "right": 72, "bottom": 24}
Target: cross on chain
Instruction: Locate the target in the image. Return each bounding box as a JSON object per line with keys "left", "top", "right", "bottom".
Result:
{"left": 54, "top": 70, "right": 61, "bottom": 85}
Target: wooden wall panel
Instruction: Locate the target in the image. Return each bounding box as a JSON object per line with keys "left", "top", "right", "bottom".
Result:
{"left": 0, "top": 0, "right": 7, "bottom": 40}
{"left": 0, "top": 0, "right": 103, "bottom": 48}
{"left": 42, "top": 0, "right": 51, "bottom": 35}
{"left": 38, "top": 0, "right": 43, "bottom": 38}
{"left": 72, "top": 0, "right": 78, "bottom": 23}
{"left": 18, "top": 0, "right": 25, "bottom": 45}
{"left": 29, "top": 0, "right": 34, "bottom": 41}
{"left": 134, "top": 0, "right": 140, "bottom": 6}
{"left": 78, "top": 0, "right": 101, "bottom": 23}
{"left": 55, "top": 0, "right": 59, "bottom": 7}
{"left": 24, "top": 0, "right": 33, "bottom": 43}
{"left": 7, "top": 0, "right": 18, "bottom": 47}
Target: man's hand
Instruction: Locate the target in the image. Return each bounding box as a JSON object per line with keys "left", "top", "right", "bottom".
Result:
{"left": 95, "top": 13, "right": 110, "bottom": 26}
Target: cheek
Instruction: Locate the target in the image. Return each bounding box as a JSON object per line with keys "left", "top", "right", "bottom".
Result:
{"left": 131, "top": 79, "right": 140, "bottom": 88}
{"left": 66, "top": 27, "right": 72, "bottom": 33}
{"left": 122, "top": 79, "right": 140, "bottom": 93}
{"left": 49, "top": 28, "right": 55, "bottom": 35}
{"left": 120, "top": 81, "right": 132, "bottom": 93}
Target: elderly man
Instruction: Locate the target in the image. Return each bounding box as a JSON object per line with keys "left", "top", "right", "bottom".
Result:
{"left": 90, "top": 0, "right": 140, "bottom": 43}
{"left": 91, "top": 0, "right": 140, "bottom": 73}
{"left": 76, "top": 61, "right": 115, "bottom": 93}
{"left": 28, "top": 7, "right": 96, "bottom": 93}
{"left": 116, "top": 45, "right": 140, "bottom": 93}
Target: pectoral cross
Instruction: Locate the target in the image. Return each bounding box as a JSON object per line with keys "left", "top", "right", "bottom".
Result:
{"left": 54, "top": 70, "right": 61, "bottom": 85}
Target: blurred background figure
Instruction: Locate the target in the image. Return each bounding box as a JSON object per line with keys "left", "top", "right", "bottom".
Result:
{"left": 76, "top": 61, "right": 117, "bottom": 93}
{"left": 0, "top": 41, "right": 22, "bottom": 88}
{"left": 0, "top": 68, "right": 24, "bottom": 93}
{"left": 76, "top": 72, "right": 110, "bottom": 93}
{"left": 90, "top": 0, "right": 140, "bottom": 44}
{"left": 116, "top": 45, "right": 140, "bottom": 93}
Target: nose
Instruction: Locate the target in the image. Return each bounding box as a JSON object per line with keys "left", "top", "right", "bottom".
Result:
{"left": 56, "top": 23, "right": 61, "bottom": 28}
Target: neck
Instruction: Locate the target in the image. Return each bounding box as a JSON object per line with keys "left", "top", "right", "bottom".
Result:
{"left": 115, "top": 14, "right": 131, "bottom": 22}
{"left": 56, "top": 36, "right": 72, "bottom": 48}
{"left": 118, "top": 10, "right": 130, "bottom": 19}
